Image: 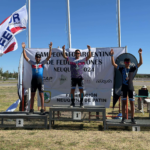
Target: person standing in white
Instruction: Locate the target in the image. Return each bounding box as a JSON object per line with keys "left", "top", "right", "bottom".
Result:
{"left": 62, "top": 45, "right": 92, "bottom": 108}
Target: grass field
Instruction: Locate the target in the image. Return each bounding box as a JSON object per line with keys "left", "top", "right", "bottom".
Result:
{"left": 0, "top": 85, "right": 150, "bottom": 150}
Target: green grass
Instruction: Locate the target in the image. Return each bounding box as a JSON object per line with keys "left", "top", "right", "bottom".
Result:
{"left": 0, "top": 86, "right": 150, "bottom": 149}
{"left": 0, "top": 87, "right": 19, "bottom": 112}
{"left": 0, "top": 82, "right": 17, "bottom": 84}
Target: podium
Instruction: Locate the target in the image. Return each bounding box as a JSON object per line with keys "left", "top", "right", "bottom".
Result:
{"left": 49, "top": 105, "right": 106, "bottom": 130}
{"left": 0, "top": 112, "right": 48, "bottom": 129}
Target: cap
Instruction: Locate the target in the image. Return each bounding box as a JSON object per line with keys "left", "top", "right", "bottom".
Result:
{"left": 142, "top": 85, "right": 147, "bottom": 88}
{"left": 35, "top": 52, "right": 41, "bottom": 58}
{"left": 124, "top": 58, "right": 130, "bottom": 62}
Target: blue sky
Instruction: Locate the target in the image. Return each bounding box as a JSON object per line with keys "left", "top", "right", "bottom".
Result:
{"left": 0, "top": 0, "right": 149, "bottom": 73}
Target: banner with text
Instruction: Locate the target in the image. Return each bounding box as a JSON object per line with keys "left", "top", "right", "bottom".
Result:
{"left": 23, "top": 47, "right": 125, "bottom": 108}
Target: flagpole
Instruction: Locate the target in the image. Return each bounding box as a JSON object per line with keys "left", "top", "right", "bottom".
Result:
{"left": 67, "top": 0, "right": 71, "bottom": 48}
{"left": 27, "top": 0, "right": 31, "bottom": 111}
{"left": 118, "top": 0, "right": 128, "bottom": 119}
{"left": 118, "top": 0, "right": 121, "bottom": 47}
{"left": 22, "top": 0, "right": 31, "bottom": 111}
{"left": 28, "top": 0, "right": 31, "bottom": 48}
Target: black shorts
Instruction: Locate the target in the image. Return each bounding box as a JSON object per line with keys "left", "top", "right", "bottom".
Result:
{"left": 31, "top": 79, "right": 44, "bottom": 93}
{"left": 71, "top": 78, "right": 84, "bottom": 89}
{"left": 121, "top": 85, "right": 135, "bottom": 101}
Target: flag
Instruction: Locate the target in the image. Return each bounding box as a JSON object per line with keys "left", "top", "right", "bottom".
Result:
{"left": 9, "top": 5, "right": 28, "bottom": 35}
{"left": 6, "top": 99, "right": 20, "bottom": 112}
{"left": 17, "top": 53, "right": 23, "bottom": 101}
{"left": 0, "top": 5, "right": 27, "bottom": 56}
{"left": 0, "top": 16, "right": 18, "bottom": 56}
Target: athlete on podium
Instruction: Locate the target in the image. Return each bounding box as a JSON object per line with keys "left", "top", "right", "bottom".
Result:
{"left": 62, "top": 45, "right": 92, "bottom": 108}
{"left": 110, "top": 48, "right": 143, "bottom": 124}
{"left": 22, "top": 42, "right": 53, "bottom": 115}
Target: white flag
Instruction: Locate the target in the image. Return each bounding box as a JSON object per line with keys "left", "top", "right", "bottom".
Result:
{"left": 6, "top": 99, "right": 20, "bottom": 112}
{"left": 9, "top": 5, "right": 28, "bottom": 35}
{"left": 0, "top": 16, "right": 18, "bottom": 56}
{"left": 0, "top": 5, "right": 27, "bottom": 56}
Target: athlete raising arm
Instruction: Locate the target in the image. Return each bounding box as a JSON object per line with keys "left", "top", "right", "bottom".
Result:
{"left": 62, "top": 45, "right": 92, "bottom": 108}
{"left": 110, "top": 48, "right": 143, "bottom": 68}
{"left": 22, "top": 42, "right": 52, "bottom": 115}
{"left": 110, "top": 48, "right": 143, "bottom": 124}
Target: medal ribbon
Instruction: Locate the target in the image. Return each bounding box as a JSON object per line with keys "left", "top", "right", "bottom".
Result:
{"left": 36, "top": 64, "right": 39, "bottom": 73}
{"left": 125, "top": 68, "right": 130, "bottom": 78}
{"left": 76, "top": 60, "right": 79, "bottom": 70}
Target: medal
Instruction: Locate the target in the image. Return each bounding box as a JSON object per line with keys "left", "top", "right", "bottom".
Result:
{"left": 76, "top": 60, "right": 79, "bottom": 70}
{"left": 36, "top": 64, "right": 39, "bottom": 73}
{"left": 125, "top": 68, "right": 129, "bottom": 80}
{"left": 76, "top": 64, "right": 79, "bottom": 70}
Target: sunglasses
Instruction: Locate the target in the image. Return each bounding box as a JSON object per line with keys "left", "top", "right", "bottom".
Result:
{"left": 36, "top": 56, "right": 41, "bottom": 58}
{"left": 124, "top": 62, "right": 130, "bottom": 64}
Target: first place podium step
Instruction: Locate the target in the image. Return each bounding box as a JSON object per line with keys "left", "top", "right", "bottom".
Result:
{"left": 49, "top": 105, "right": 106, "bottom": 130}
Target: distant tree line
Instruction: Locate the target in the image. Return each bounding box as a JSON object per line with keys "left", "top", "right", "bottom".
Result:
{"left": 135, "top": 74, "right": 150, "bottom": 78}
{"left": 0, "top": 67, "right": 149, "bottom": 80}
{"left": 0, "top": 68, "right": 18, "bottom": 80}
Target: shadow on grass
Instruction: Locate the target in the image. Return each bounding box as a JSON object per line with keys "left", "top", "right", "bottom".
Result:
{"left": 52, "top": 123, "right": 104, "bottom": 131}
{"left": 1, "top": 127, "right": 48, "bottom": 130}
{"left": 107, "top": 126, "right": 131, "bottom": 131}
{"left": 107, "top": 126, "right": 150, "bottom": 131}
